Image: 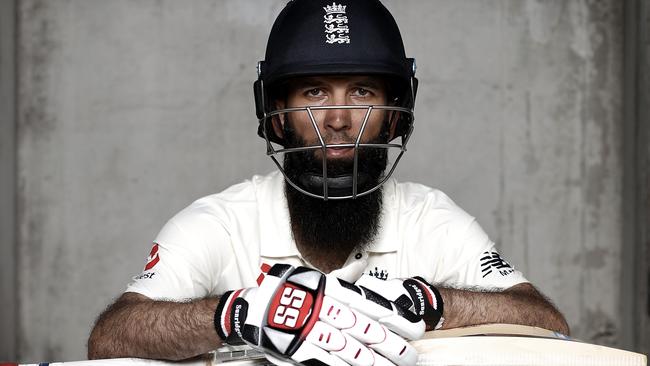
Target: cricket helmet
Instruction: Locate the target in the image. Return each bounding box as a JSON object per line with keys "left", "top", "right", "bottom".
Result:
{"left": 254, "top": 0, "right": 417, "bottom": 200}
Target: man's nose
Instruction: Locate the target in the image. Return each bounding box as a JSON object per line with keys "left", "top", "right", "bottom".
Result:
{"left": 323, "top": 95, "right": 352, "bottom": 132}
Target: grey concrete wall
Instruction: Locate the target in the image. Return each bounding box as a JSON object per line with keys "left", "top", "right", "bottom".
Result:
{"left": 622, "top": 0, "right": 649, "bottom": 355}
{"left": 10, "top": 0, "right": 631, "bottom": 362}
{"left": 634, "top": 0, "right": 650, "bottom": 354}
{"left": 0, "top": 0, "right": 17, "bottom": 362}
{"left": 622, "top": 0, "right": 637, "bottom": 354}
{"left": 394, "top": 0, "right": 625, "bottom": 348}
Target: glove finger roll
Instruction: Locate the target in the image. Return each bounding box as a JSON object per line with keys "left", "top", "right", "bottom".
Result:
{"left": 375, "top": 310, "right": 424, "bottom": 341}
{"left": 343, "top": 309, "right": 387, "bottom": 344}
{"left": 320, "top": 296, "right": 392, "bottom": 345}
{"left": 332, "top": 333, "right": 379, "bottom": 366}
{"left": 368, "top": 328, "right": 418, "bottom": 366}
{"left": 350, "top": 287, "right": 424, "bottom": 341}
{"left": 371, "top": 350, "right": 398, "bottom": 366}
{"left": 320, "top": 296, "right": 358, "bottom": 329}
{"left": 291, "top": 339, "right": 349, "bottom": 366}
{"left": 305, "top": 321, "right": 347, "bottom": 352}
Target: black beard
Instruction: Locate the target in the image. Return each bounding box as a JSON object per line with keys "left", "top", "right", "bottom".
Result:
{"left": 282, "top": 124, "right": 388, "bottom": 256}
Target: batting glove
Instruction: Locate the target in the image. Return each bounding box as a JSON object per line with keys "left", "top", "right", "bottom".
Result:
{"left": 354, "top": 276, "right": 444, "bottom": 332}
{"left": 214, "top": 264, "right": 422, "bottom": 366}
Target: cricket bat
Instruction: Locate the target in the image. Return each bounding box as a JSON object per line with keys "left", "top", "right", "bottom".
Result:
{"left": 19, "top": 324, "right": 646, "bottom": 366}
{"left": 213, "top": 323, "right": 647, "bottom": 366}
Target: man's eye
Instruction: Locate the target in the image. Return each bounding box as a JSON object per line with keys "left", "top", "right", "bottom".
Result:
{"left": 355, "top": 88, "right": 371, "bottom": 96}
{"left": 306, "top": 88, "right": 322, "bottom": 97}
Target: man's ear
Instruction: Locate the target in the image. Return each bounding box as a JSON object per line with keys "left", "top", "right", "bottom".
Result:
{"left": 388, "top": 115, "right": 398, "bottom": 141}
{"left": 272, "top": 99, "right": 286, "bottom": 139}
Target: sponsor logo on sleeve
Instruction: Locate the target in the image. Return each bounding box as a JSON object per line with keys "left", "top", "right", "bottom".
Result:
{"left": 144, "top": 243, "right": 160, "bottom": 271}
{"left": 480, "top": 251, "right": 515, "bottom": 277}
{"left": 133, "top": 272, "right": 156, "bottom": 280}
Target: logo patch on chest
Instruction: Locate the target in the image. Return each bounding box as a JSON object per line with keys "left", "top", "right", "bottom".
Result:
{"left": 367, "top": 266, "right": 388, "bottom": 280}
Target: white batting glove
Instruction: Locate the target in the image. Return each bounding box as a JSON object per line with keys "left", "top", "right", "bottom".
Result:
{"left": 214, "top": 264, "right": 421, "bottom": 366}
{"left": 354, "top": 275, "right": 444, "bottom": 332}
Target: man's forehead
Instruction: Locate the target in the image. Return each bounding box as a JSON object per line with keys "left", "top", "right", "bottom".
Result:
{"left": 287, "top": 75, "right": 387, "bottom": 88}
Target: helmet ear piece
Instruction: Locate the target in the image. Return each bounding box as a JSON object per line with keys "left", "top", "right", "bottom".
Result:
{"left": 255, "top": 78, "right": 286, "bottom": 146}
{"left": 254, "top": 79, "right": 265, "bottom": 120}
{"left": 410, "top": 77, "right": 419, "bottom": 103}
{"left": 254, "top": 78, "right": 270, "bottom": 142}
{"left": 390, "top": 76, "right": 417, "bottom": 140}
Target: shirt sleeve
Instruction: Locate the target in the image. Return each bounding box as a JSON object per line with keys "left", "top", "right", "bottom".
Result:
{"left": 409, "top": 188, "right": 528, "bottom": 291}
{"left": 435, "top": 218, "right": 528, "bottom": 290}
{"left": 125, "top": 205, "right": 230, "bottom": 300}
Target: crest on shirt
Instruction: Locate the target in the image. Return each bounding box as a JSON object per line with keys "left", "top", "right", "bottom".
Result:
{"left": 367, "top": 266, "right": 388, "bottom": 280}
{"left": 323, "top": 2, "right": 350, "bottom": 44}
{"left": 480, "top": 251, "right": 515, "bottom": 277}
{"left": 144, "top": 243, "right": 160, "bottom": 271}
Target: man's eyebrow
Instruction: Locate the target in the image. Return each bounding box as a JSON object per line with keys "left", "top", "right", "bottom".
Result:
{"left": 286, "top": 77, "right": 386, "bottom": 89}
{"left": 288, "top": 79, "right": 323, "bottom": 88}
{"left": 353, "top": 79, "right": 384, "bottom": 89}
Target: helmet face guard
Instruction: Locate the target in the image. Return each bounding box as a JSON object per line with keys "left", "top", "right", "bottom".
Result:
{"left": 259, "top": 102, "right": 415, "bottom": 200}
{"left": 254, "top": 0, "right": 417, "bottom": 200}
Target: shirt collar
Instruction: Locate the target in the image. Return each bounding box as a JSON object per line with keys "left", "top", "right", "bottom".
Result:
{"left": 367, "top": 178, "right": 399, "bottom": 253}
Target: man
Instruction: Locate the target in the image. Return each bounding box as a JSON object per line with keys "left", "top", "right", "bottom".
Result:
{"left": 87, "top": 0, "right": 569, "bottom": 364}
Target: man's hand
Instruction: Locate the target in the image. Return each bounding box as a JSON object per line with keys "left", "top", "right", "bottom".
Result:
{"left": 214, "top": 264, "right": 424, "bottom": 366}
{"left": 354, "top": 276, "right": 444, "bottom": 332}
{"left": 354, "top": 277, "right": 569, "bottom": 336}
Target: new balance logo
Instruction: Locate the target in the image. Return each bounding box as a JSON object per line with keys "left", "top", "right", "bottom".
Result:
{"left": 480, "top": 251, "right": 515, "bottom": 277}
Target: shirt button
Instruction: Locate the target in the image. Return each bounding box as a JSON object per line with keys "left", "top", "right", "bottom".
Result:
{"left": 355, "top": 253, "right": 362, "bottom": 260}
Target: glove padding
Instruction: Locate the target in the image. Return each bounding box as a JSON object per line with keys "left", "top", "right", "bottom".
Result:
{"left": 214, "top": 264, "right": 424, "bottom": 366}
{"left": 354, "top": 276, "right": 444, "bottom": 331}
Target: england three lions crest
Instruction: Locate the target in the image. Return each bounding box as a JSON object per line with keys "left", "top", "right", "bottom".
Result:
{"left": 323, "top": 2, "right": 350, "bottom": 44}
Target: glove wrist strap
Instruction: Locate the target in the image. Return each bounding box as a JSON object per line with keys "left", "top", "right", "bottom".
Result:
{"left": 214, "top": 290, "right": 246, "bottom": 345}
{"left": 413, "top": 276, "right": 444, "bottom": 331}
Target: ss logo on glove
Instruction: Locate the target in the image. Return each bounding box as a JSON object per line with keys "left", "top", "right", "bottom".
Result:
{"left": 269, "top": 284, "right": 313, "bottom": 329}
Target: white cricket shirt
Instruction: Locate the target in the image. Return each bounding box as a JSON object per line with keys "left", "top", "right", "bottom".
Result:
{"left": 126, "top": 171, "right": 527, "bottom": 300}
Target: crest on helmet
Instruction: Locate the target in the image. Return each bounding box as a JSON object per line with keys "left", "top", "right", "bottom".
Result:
{"left": 323, "top": 2, "right": 350, "bottom": 44}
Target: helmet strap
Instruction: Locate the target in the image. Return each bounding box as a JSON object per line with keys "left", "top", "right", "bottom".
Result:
{"left": 298, "top": 172, "right": 371, "bottom": 199}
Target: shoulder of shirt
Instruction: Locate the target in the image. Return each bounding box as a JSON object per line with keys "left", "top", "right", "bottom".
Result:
{"left": 390, "top": 180, "right": 461, "bottom": 212}
{"left": 172, "top": 171, "right": 280, "bottom": 221}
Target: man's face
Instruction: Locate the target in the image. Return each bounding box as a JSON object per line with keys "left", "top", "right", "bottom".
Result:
{"left": 277, "top": 76, "right": 390, "bottom": 255}
{"left": 274, "top": 75, "right": 391, "bottom": 161}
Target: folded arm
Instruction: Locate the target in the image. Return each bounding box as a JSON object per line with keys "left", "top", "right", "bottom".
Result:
{"left": 87, "top": 292, "right": 221, "bottom": 361}
{"left": 438, "top": 282, "right": 570, "bottom": 335}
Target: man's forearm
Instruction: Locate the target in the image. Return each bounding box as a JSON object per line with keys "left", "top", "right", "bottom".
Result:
{"left": 87, "top": 292, "right": 221, "bottom": 360}
{"left": 438, "top": 283, "right": 570, "bottom": 335}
